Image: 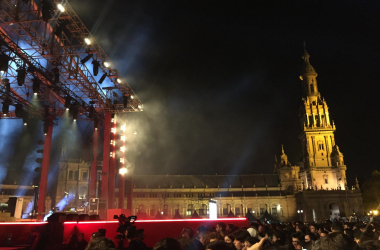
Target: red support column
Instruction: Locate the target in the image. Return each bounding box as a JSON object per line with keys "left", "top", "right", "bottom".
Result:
{"left": 102, "top": 113, "right": 112, "bottom": 206}
{"left": 118, "top": 174, "right": 125, "bottom": 209}
{"left": 126, "top": 177, "right": 133, "bottom": 212}
{"left": 89, "top": 122, "right": 99, "bottom": 198}
{"left": 37, "top": 118, "right": 53, "bottom": 220}
{"left": 108, "top": 116, "right": 116, "bottom": 209}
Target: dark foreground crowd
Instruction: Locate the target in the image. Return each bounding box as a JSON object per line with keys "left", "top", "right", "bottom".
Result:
{"left": 62, "top": 220, "right": 380, "bottom": 250}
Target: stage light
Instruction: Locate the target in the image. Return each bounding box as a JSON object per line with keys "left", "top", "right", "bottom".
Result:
{"left": 92, "top": 60, "right": 100, "bottom": 76}
{"left": 3, "top": 78, "right": 10, "bottom": 94}
{"left": 32, "top": 78, "right": 41, "bottom": 94}
{"left": 117, "top": 78, "right": 122, "bottom": 84}
{"left": 65, "top": 95, "right": 71, "bottom": 109}
{"left": 17, "top": 68, "right": 26, "bottom": 86}
{"left": 123, "top": 96, "right": 129, "bottom": 108}
{"left": 74, "top": 119, "right": 76, "bottom": 122}
{"left": 15, "top": 103, "right": 23, "bottom": 118}
{"left": 24, "top": 123, "right": 27, "bottom": 126}
{"left": 84, "top": 38, "right": 91, "bottom": 45}
{"left": 134, "top": 131, "right": 137, "bottom": 135}
{"left": 138, "top": 105, "right": 142, "bottom": 109}
{"left": 98, "top": 72, "right": 107, "bottom": 84}
{"left": 130, "top": 95, "right": 134, "bottom": 99}
{"left": 52, "top": 67, "right": 59, "bottom": 84}
{"left": 41, "top": 0, "right": 52, "bottom": 22}
{"left": 34, "top": 93, "right": 37, "bottom": 96}
{"left": 121, "top": 136, "right": 125, "bottom": 141}
{"left": 2, "top": 99, "right": 10, "bottom": 115}
{"left": 23, "top": 114, "right": 28, "bottom": 125}
{"left": 57, "top": 3, "right": 65, "bottom": 12}
{"left": 80, "top": 54, "right": 93, "bottom": 64}
{"left": 103, "top": 62, "right": 110, "bottom": 67}
{"left": 0, "top": 54, "right": 10, "bottom": 72}
{"left": 121, "top": 124, "right": 126, "bottom": 131}
{"left": 120, "top": 146, "right": 125, "bottom": 152}
{"left": 119, "top": 167, "right": 127, "bottom": 175}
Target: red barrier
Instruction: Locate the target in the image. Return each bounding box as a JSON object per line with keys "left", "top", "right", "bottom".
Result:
{"left": 0, "top": 222, "right": 48, "bottom": 245}
{"left": 63, "top": 218, "right": 249, "bottom": 247}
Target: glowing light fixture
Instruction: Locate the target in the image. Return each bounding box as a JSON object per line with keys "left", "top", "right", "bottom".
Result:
{"left": 84, "top": 38, "right": 91, "bottom": 45}
{"left": 121, "top": 124, "right": 126, "bottom": 131}
{"left": 119, "top": 167, "right": 127, "bottom": 175}
{"left": 138, "top": 105, "right": 142, "bottom": 109}
{"left": 130, "top": 95, "right": 134, "bottom": 99}
{"left": 57, "top": 3, "right": 65, "bottom": 12}
{"left": 74, "top": 119, "right": 76, "bottom": 122}
{"left": 24, "top": 123, "right": 27, "bottom": 126}
{"left": 121, "top": 136, "right": 125, "bottom": 141}
{"left": 103, "top": 62, "right": 110, "bottom": 67}
{"left": 120, "top": 146, "right": 125, "bottom": 152}
{"left": 34, "top": 93, "right": 38, "bottom": 96}
{"left": 117, "top": 78, "right": 122, "bottom": 84}
{"left": 374, "top": 210, "right": 379, "bottom": 216}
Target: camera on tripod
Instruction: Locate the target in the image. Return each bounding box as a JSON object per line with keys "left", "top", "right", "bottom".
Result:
{"left": 113, "top": 214, "right": 137, "bottom": 242}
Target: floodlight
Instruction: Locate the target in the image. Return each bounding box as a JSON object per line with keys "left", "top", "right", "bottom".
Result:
{"left": 103, "top": 62, "right": 110, "bottom": 67}
{"left": 119, "top": 167, "right": 127, "bottom": 175}
{"left": 84, "top": 38, "right": 91, "bottom": 45}
{"left": 57, "top": 3, "right": 65, "bottom": 12}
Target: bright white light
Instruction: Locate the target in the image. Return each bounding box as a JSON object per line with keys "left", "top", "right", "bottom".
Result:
{"left": 121, "top": 136, "right": 125, "bottom": 141}
{"left": 161, "top": 211, "right": 164, "bottom": 215}
{"left": 120, "top": 146, "right": 125, "bottom": 152}
{"left": 73, "top": 119, "right": 76, "bottom": 122}
{"left": 130, "top": 95, "right": 134, "bottom": 99}
{"left": 4, "top": 114, "right": 7, "bottom": 116}
{"left": 134, "top": 131, "right": 137, "bottom": 135}
{"left": 34, "top": 93, "right": 37, "bottom": 95}
{"left": 117, "top": 78, "right": 122, "bottom": 84}
{"left": 252, "top": 211, "right": 255, "bottom": 214}
{"left": 103, "top": 62, "right": 110, "bottom": 67}
{"left": 138, "top": 105, "right": 142, "bottom": 109}
{"left": 44, "top": 133, "right": 47, "bottom": 136}
{"left": 119, "top": 167, "right": 127, "bottom": 175}
{"left": 209, "top": 201, "right": 217, "bottom": 220}
{"left": 120, "top": 158, "right": 124, "bottom": 163}
{"left": 121, "top": 124, "right": 126, "bottom": 131}
{"left": 0, "top": 71, "right": 4, "bottom": 74}
{"left": 84, "top": 38, "right": 91, "bottom": 45}
{"left": 57, "top": 3, "right": 65, "bottom": 12}
{"left": 24, "top": 123, "right": 27, "bottom": 126}
{"left": 95, "top": 127, "right": 98, "bottom": 130}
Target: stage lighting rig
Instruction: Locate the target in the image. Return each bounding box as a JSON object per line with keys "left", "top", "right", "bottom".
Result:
{"left": 57, "top": 3, "right": 65, "bottom": 12}
{"left": 92, "top": 60, "right": 100, "bottom": 76}
{"left": 103, "top": 61, "right": 110, "bottom": 68}
{"left": 32, "top": 78, "right": 41, "bottom": 94}
{"left": 99, "top": 72, "right": 107, "bottom": 84}
{"left": 17, "top": 68, "right": 26, "bottom": 86}
{"left": 80, "top": 54, "right": 93, "bottom": 64}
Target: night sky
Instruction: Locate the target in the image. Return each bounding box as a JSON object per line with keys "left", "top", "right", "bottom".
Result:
{"left": 2, "top": 0, "right": 380, "bottom": 188}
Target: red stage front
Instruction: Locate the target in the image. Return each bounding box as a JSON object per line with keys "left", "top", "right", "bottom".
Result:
{"left": 63, "top": 218, "right": 249, "bottom": 247}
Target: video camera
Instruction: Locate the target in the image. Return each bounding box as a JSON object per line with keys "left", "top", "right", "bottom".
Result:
{"left": 114, "top": 214, "right": 137, "bottom": 249}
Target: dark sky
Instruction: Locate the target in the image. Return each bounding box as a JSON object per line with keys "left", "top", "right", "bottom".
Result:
{"left": 65, "top": 0, "right": 380, "bottom": 184}
{"left": 2, "top": 0, "right": 380, "bottom": 187}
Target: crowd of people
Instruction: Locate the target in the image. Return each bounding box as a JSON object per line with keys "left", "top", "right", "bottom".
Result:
{"left": 73, "top": 219, "right": 380, "bottom": 250}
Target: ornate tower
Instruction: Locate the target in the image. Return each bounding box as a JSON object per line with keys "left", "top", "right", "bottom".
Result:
{"left": 298, "top": 49, "right": 347, "bottom": 190}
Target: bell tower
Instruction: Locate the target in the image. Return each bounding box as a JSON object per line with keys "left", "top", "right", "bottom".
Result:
{"left": 298, "top": 48, "right": 347, "bottom": 190}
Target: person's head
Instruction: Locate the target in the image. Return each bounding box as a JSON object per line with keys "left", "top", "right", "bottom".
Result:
{"left": 331, "top": 222, "right": 343, "bottom": 232}
{"left": 69, "top": 233, "right": 78, "bottom": 242}
{"left": 304, "top": 233, "right": 317, "bottom": 243}
{"left": 309, "top": 224, "right": 318, "bottom": 234}
{"left": 153, "top": 238, "right": 181, "bottom": 250}
{"left": 206, "top": 240, "right": 232, "bottom": 250}
{"left": 209, "top": 232, "right": 220, "bottom": 242}
{"left": 136, "top": 229, "right": 145, "bottom": 241}
{"left": 85, "top": 237, "right": 115, "bottom": 250}
{"left": 224, "top": 235, "right": 234, "bottom": 244}
{"left": 180, "top": 227, "right": 194, "bottom": 239}
{"left": 319, "top": 230, "right": 328, "bottom": 237}
{"left": 196, "top": 231, "right": 210, "bottom": 246}
{"left": 244, "top": 236, "right": 259, "bottom": 248}
{"left": 291, "top": 232, "right": 304, "bottom": 249}
{"left": 258, "top": 225, "right": 265, "bottom": 233}
{"left": 216, "top": 223, "right": 226, "bottom": 233}
{"left": 91, "top": 232, "right": 103, "bottom": 241}
{"left": 272, "top": 230, "right": 286, "bottom": 245}
{"left": 78, "top": 233, "right": 84, "bottom": 242}
{"left": 197, "top": 225, "right": 208, "bottom": 234}
{"left": 233, "top": 230, "right": 251, "bottom": 250}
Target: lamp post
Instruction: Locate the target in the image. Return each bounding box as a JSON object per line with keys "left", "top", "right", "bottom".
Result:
{"left": 297, "top": 209, "right": 304, "bottom": 221}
